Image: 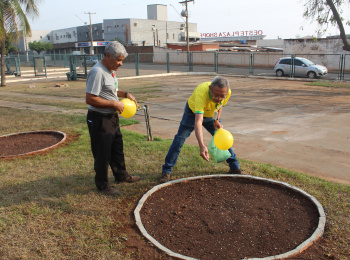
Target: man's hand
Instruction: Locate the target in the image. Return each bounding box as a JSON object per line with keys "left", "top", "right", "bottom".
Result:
{"left": 126, "top": 92, "right": 138, "bottom": 108}
{"left": 214, "top": 119, "right": 223, "bottom": 130}
{"left": 200, "top": 145, "right": 210, "bottom": 161}
{"left": 114, "top": 101, "right": 124, "bottom": 114}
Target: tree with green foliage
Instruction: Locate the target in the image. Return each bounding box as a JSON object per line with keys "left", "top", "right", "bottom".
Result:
{"left": 0, "top": 0, "right": 41, "bottom": 87}
{"left": 4, "top": 33, "right": 18, "bottom": 54}
{"left": 303, "top": 0, "right": 350, "bottom": 51}
{"left": 6, "top": 44, "right": 18, "bottom": 54}
{"left": 28, "top": 40, "right": 53, "bottom": 55}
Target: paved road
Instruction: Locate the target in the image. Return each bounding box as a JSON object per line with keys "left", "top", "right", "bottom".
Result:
{"left": 1, "top": 73, "right": 349, "bottom": 185}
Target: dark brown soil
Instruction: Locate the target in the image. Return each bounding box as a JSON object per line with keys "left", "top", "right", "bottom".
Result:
{"left": 0, "top": 131, "right": 64, "bottom": 157}
{"left": 139, "top": 177, "right": 321, "bottom": 260}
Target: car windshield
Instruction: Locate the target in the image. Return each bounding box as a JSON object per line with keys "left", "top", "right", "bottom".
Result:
{"left": 300, "top": 58, "right": 315, "bottom": 66}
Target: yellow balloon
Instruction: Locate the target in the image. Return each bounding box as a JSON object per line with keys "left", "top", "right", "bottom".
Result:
{"left": 214, "top": 128, "right": 234, "bottom": 150}
{"left": 120, "top": 98, "right": 137, "bottom": 118}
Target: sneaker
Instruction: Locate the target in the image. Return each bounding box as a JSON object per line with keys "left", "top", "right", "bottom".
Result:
{"left": 160, "top": 173, "right": 171, "bottom": 183}
{"left": 116, "top": 175, "right": 140, "bottom": 183}
{"left": 228, "top": 169, "right": 242, "bottom": 175}
{"left": 100, "top": 185, "right": 120, "bottom": 196}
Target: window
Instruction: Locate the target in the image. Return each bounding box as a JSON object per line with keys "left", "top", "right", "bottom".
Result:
{"left": 294, "top": 59, "right": 304, "bottom": 66}
{"left": 107, "top": 26, "right": 112, "bottom": 32}
{"left": 279, "top": 59, "right": 291, "bottom": 65}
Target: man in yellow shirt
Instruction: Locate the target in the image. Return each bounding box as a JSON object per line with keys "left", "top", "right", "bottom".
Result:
{"left": 160, "top": 76, "right": 241, "bottom": 183}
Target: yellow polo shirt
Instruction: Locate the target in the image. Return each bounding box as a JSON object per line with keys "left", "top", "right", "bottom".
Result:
{"left": 187, "top": 82, "right": 231, "bottom": 117}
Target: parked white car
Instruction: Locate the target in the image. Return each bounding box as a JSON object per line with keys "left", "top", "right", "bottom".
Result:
{"left": 274, "top": 57, "right": 328, "bottom": 78}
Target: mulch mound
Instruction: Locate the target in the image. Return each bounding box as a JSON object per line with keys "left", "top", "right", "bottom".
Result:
{"left": 0, "top": 131, "right": 65, "bottom": 157}
{"left": 139, "top": 177, "right": 320, "bottom": 259}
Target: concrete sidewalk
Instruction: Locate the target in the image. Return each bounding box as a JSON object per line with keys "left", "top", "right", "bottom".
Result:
{"left": 1, "top": 74, "right": 349, "bottom": 185}
{"left": 5, "top": 68, "right": 70, "bottom": 83}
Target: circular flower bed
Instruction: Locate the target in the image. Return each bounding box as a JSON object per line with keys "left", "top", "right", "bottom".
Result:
{"left": 0, "top": 130, "right": 67, "bottom": 158}
{"left": 135, "top": 175, "right": 325, "bottom": 260}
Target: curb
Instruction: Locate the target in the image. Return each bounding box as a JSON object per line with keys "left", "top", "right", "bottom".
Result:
{"left": 134, "top": 174, "right": 326, "bottom": 260}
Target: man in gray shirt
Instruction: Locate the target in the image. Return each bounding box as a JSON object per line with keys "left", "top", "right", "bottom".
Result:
{"left": 86, "top": 41, "right": 139, "bottom": 196}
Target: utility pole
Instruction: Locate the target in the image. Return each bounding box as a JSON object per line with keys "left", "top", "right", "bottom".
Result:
{"left": 85, "top": 12, "right": 96, "bottom": 54}
{"left": 179, "top": 0, "right": 194, "bottom": 62}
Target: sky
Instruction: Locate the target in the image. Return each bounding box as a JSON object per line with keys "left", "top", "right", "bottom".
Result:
{"left": 29, "top": 0, "right": 349, "bottom": 40}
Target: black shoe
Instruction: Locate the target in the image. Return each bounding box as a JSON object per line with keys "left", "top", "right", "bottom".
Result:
{"left": 99, "top": 185, "right": 120, "bottom": 196}
{"left": 116, "top": 175, "right": 140, "bottom": 183}
{"left": 228, "top": 169, "right": 242, "bottom": 175}
{"left": 160, "top": 172, "right": 171, "bottom": 183}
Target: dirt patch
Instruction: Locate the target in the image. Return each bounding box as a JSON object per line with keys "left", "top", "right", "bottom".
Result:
{"left": 137, "top": 177, "right": 322, "bottom": 259}
{"left": 0, "top": 131, "right": 66, "bottom": 158}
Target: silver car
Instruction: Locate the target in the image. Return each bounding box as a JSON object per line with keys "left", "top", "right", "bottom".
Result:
{"left": 274, "top": 57, "right": 328, "bottom": 78}
{"left": 85, "top": 56, "right": 99, "bottom": 66}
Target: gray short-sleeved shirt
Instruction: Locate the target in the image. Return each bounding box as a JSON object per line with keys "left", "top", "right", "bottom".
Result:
{"left": 86, "top": 61, "right": 119, "bottom": 114}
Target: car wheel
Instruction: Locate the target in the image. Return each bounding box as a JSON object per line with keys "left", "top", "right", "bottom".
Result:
{"left": 307, "top": 71, "right": 317, "bottom": 78}
{"left": 276, "top": 70, "right": 284, "bottom": 77}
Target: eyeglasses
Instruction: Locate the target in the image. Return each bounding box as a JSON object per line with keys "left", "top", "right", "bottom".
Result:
{"left": 210, "top": 89, "right": 227, "bottom": 100}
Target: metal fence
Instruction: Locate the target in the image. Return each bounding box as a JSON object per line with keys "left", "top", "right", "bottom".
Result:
{"left": 5, "top": 52, "right": 350, "bottom": 81}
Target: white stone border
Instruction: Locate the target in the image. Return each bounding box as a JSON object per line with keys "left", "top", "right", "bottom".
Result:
{"left": 134, "top": 174, "right": 326, "bottom": 260}
{"left": 0, "top": 130, "right": 67, "bottom": 158}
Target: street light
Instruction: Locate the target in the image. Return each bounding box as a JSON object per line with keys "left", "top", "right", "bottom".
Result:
{"left": 75, "top": 14, "right": 95, "bottom": 54}
{"left": 179, "top": 0, "right": 194, "bottom": 55}
{"left": 85, "top": 12, "right": 96, "bottom": 54}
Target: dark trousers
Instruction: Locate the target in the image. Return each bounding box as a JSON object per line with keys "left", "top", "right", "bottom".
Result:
{"left": 87, "top": 111, "right": 128, "bottom": 190}
{"left": 162, "top": 103, "right": 240, "bottom": 174}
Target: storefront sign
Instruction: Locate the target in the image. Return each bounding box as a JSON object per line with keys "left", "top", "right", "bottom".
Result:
{"left": 97, "top": 42, "right": 109, "bottom": 46}
{"left": 76, "top": 42, "right": 90, "bottom": 47}
{"left": 201, "top": 30, "right": 263, "bottom": 38}
{"left": 76, "top": 41, "right": 110, "bottom": 47}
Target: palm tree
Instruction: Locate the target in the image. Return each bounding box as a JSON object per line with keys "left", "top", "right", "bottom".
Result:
{"left": 0, "top": 0, "right": 40, "bottom": 87}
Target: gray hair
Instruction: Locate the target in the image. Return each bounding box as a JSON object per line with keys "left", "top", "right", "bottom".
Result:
{"left": 104, "top": 41, "right": 128, "bottom": 58}
{"left": 211, "top": 76, "right": 229, "bottom": 89}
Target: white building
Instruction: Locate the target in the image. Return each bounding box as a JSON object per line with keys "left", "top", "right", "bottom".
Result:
{"left": 16, "top": 4, "right": 200, "bottom": 55}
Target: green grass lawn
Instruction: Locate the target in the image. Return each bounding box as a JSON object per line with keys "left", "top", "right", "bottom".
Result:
{"left": 0, "top": 80, "right": 349, "bottom": 259}
{"left": 305, "top": 81, "right": 350, "bottom": 88}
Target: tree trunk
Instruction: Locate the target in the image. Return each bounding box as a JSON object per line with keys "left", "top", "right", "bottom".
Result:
{"left": 326, "top": 0, "right": 350, "bottom": 51}
{"left": 1, "top": 38, "right": 7, "bottom": 86}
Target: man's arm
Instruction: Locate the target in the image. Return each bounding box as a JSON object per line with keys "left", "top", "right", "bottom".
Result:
{"left": 86, "top": 93, "right": 124, "bottom": 113}
{"left": 214, "top": 107, "right": 223, "bottom": 129}
{"left": 117, "top": 90, "right": 138, "bottom": 107}
{"left": 194, "top": 113, "right": 210, "bottom": 161}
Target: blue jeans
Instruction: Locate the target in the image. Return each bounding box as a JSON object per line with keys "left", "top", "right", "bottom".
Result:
{"left": 162, "top": 104, "right": 240, "bottom": 174}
